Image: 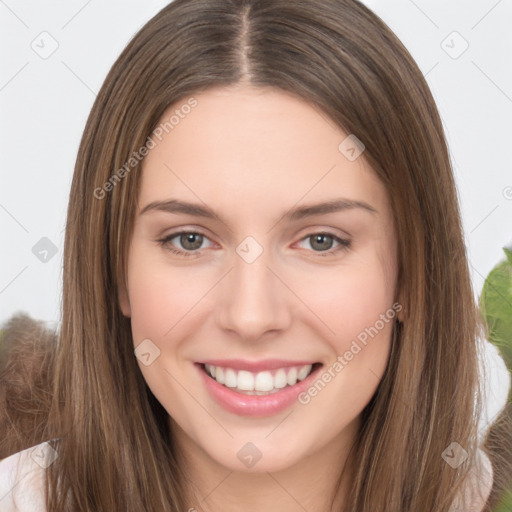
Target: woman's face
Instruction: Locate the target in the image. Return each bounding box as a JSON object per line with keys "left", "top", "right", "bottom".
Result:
{"left": 120, "top": 84, "right": 399, "bottom": 473}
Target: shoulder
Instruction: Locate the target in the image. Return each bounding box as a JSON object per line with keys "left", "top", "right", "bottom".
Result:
{"left": 0, "top": 440, "right": 56, "bottom": 512}
{"left": 450, "top": 447, "right": 493, "bottom": 512}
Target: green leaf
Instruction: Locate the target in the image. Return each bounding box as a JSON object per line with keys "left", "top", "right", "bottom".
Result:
{"left": 493, "top": 488, "right": 512, "bottom": 512}
{"left": 480, "top": 244, "right": 512, "bottom": 372}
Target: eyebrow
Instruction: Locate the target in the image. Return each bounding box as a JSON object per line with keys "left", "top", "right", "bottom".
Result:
{"left": 139, "top": 197, "right": 377, "bottom": 222}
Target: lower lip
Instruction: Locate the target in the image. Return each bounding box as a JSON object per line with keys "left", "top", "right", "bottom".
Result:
{"left": 196, "top": 363, "right": 322, "bottom": 417}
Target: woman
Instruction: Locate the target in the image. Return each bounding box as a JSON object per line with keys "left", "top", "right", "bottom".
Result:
{"left": 0, "top": 0, "right": 510, "bottom": 511}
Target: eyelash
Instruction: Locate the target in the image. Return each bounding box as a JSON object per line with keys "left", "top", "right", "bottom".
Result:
{"left": 157, "top": 229, "right": 351, "bottom": 258}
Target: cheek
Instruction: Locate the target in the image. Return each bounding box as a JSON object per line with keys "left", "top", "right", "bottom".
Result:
{"left": 125, "top": 247, "right": 206, "bottom": 414}
{"left": 292, "top": 256, "right": 396, "bottom": 435}
{"left": 292, "top": 251, "right": 398, "bottom": 417}
{"left": 126, "top": 246, "right": 211, "bottom": 343}
{"left": 295, "top": 253, "right": 396, "bottom": 351}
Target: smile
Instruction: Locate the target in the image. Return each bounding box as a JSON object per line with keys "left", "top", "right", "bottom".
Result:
{"left": 202, "top": 363, "right": 319, "bottom": 394}
{"left": 196, "top": 360, "right": 323, "bottom": 417}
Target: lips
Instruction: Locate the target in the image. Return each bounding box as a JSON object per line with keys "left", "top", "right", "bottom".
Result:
{"left": 195, "top": 359, "right": 323, "bottom": 417}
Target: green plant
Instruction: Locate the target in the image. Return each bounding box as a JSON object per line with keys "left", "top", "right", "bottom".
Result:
{"left": 480, "top": 243, "right": 512, "bottom": 511}
{"left": 481, "top": 244, "right": 512, "bottom": 372}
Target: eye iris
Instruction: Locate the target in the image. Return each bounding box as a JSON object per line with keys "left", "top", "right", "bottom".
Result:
{"left": 310, "top": 234, "right": 333, "bottom": 251}
{"left": 181, "top": 233, "right": 203, "bottom": 250}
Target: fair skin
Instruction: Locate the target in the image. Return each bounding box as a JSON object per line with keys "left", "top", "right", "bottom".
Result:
{"left": 119, "top": 84, "right": 399, "bottom": 512}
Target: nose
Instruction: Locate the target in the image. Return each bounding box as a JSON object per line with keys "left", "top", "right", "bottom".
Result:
{"left": 215, "top": 247, "right": 292, "bottom": 341}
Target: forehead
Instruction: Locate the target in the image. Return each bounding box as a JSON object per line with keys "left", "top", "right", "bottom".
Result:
{"left": 138, "top": 85, "right": 388, "bottom": 219}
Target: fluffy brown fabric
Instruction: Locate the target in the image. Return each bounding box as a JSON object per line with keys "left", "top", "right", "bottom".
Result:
{"left": 0, "top": 313, "right": 56, "bottom": 460}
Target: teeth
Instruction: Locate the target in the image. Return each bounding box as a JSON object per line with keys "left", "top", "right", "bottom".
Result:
{"left": 287, "top": 367, "right": 297, "bottom": 385}
{"left": 204, "top": 363, "right": 314, "bottom": 393}
{"left": 224, "top": 368, "right": 237, "bottom": 388}
{"left": 274, "top": 369, "right": 288, "bottom": 389}
{"left": 237, "top": 370, "right": 254, "bottom": 390}
{"left": 215, "top": 367, "right": 225, "bottom": 384}
{"left": 297, "top": 365, "right": 311, "bottom": 381}
{"left": 255, "top": 371, "right": 274, "bottom": 391}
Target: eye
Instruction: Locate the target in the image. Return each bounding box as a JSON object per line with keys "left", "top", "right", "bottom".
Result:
{"left": 295, "top": 232, "right": 351, "bottom": 257}
{"left": 157, "top": 230, "right": 213, "bottom": 258}
{"left": 157, "top": 230, "right": 351, "bottom": 258}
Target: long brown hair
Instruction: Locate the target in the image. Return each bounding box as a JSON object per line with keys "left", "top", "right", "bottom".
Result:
{"left": 4, "top": 0, "right": 504, "bottom": 510}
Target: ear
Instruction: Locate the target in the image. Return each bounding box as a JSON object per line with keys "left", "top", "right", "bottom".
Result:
{"left": 118, "top": 281, "right": 131, "bottom": 318}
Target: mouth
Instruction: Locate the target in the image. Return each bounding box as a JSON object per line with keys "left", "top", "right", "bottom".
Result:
{"left": 195, "top": 359, "right": 324, "bottom": 417}
{"left": 198, "top": 361, "right": 323, "bottom": 395}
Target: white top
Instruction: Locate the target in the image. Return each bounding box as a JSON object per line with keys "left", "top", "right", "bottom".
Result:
{"left": 0, "top": 440, "right": 51, "bottom": 511}
{"left": 0, "top": 338, "right": 510, "bottom": 512}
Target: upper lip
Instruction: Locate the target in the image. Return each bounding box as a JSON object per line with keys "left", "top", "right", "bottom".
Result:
{"left": 198, "top": 359, "right": 319, "bottom": 372}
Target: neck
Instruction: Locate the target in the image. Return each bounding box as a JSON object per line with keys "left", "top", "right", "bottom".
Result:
{"left": 172, "top": 416, "right": 360, "bottom": 512}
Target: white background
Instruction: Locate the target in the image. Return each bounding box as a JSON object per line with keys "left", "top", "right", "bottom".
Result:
{"left": 0, "top": 0, "right": 511, "bottom": 329}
